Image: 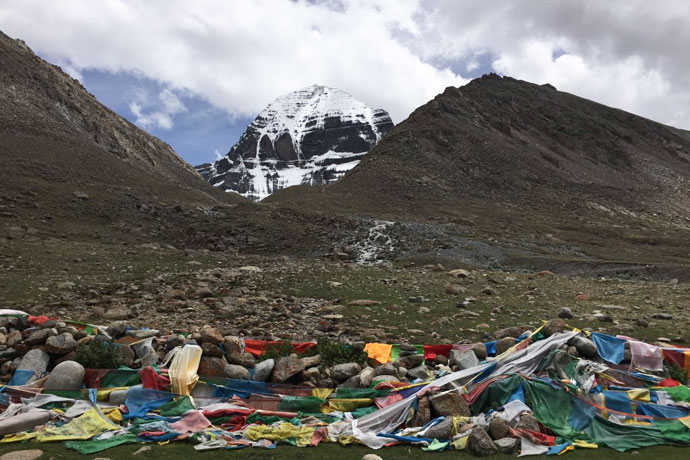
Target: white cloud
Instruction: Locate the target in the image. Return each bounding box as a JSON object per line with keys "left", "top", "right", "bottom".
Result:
{"left": 128, "top": 88, "right": 187, "bottom": 130}
{"left": 0, "top": 0, "right": 689, "bottom": 129}
{"left": 0, "top": 0, "right": 464, "bottom": 123}
{"left": 415, "top": 0, "right": 690, "bottom": 129}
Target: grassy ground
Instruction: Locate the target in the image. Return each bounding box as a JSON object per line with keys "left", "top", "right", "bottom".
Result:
{"left": 269, "top": 260, "right": 690, "bottom": 344}
{"left": 1, "top": 442, "right": 690, "bottom": 460}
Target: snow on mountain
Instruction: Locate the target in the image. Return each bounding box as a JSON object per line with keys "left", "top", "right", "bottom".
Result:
{"left": 196, "top": 85, "right": 394, "bottom": 200}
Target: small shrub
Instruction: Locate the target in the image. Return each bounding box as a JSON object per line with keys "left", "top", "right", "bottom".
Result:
{"left": 75, "top": 338, "right": 124, "bottom": 369}
{"left": 307, "top": 337, "right": 368, "bottom": 367}
{"left": 666, "top": 362, "right": 688, "bottom": 384}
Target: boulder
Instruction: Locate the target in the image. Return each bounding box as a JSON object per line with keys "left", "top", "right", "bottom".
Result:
{"left": 223, "top": 336, "right": 244, "bottom": 364}
{"left": 494, "top": 326, "right": 529, "bottom": 339}
{"left": 44, "top": 333, "right": 77, "bottom": 355}
{"left": 17, "top": 349, "right": 50, "bottom": 382}
{"left": 568, "top": 336, "right": 597, "bottom": 358}
{"left": 542, "top": 318, "right": 566, "bottom": 337}
{"left": 449, "top": 349, "right": 480, "bottom": 370}
{"left": 44, "top": 361, "right": 85, "bottom": 390}
{"left": 424, "top": 416, "right": 453, "bottom": 440}
{"left": 24, "top": 329, "right": 50, "bottom": 346}
{"left": 332, "top": 362, "right": 361, "bottom": 382}
{"left": 7, "top": 330, "right": 22, "bottom": 347}
{"left": 201, "top": 343, "right": 224, "bottom": 358}
{"left": 430, "top": 391, "right": 470, "bottom": 417}
{"left": 468, "top": 427, "right": 498, "bottom": 456}
{"left": 0, "top": 411, "right": 51, "bottom": 435}
{"left": 340, "top": 375, "right": 361, "bottom": 388}
{"left": 253, "top": 359, "right": 274, "bottom": 381}
{"left": 374, "top": 363, "right": 397, "bottom": 376}
{"left": 406, "top": 365, "right": 430, "bottom": 380}
{"left": 413, "top": 395, "right": 431, "bottom": 426}
{"left": 516, "top": 413, "right": 540, "bottom": 432}
{"left": 200, "top": 327, "right": 223, "bottom": 345}
{"left": 106, "top": 322, "right": 127, "bottom": 339}
{"left": 496, "top": 337, "right": 516, "bottom": 355}
{"left": 448, "top": 269, "right": 471, "bottom": 278}
{"left": 397, "top": 354, "right": 424, "bottom": 369}
{"left": 359, "top": 367, "right": 375, "bottom": 387}
{"left": 300, "top": 354, "right": 321, "bottom": 368}
{"left": 197, "top": 357, "right": 230, "bottom": 378}
{"left": 470, "top": 343, "right": 487, "bottom": 360}
{"left": 495, "top": 437, "right": 519, "bottom": 453}
{"left": 488, "top": 417, "right": 510, "bottom": 440}
{"left": 558, "top": 307, "right": 573, "bottom": 319}
{"left": 271, "top": 355, "right": 305, "bottom": 382}
{"left": 225, "top": 364, "right": 250, "bottom": 380}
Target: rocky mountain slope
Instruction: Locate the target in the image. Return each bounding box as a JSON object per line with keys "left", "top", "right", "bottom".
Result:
{"left": 269, "top": 74, "right": 690, "bottom": 269}
{"left": 198, "top": 85, "right": 393, "bottom": 200}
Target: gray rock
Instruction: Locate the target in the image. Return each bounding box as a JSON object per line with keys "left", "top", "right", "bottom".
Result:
{"left": 374, "top": 363, "right": 397, "bottom": 376}
{"left": 495, "top": 437, "right": 519, "bottom": 453}
{"left": 271, "top": 356, "right": 305, "bottom": 382}
{"left": 489, "top": 417, "right": 510, "bottom": 440}
{"left": 0, "top": 411, "right": 51, "bottom": 435}
{"left": 468, "top": 427, "right": 498, "bottom": 456}
{"left": 430, "top": 391, "right": 470, "bottom": 417}
{"left": 558, "top": 307, "right": 573, "bottom": 319}
{"left": 450, "top": 349, "right": 480, "bottom": 370}
{"left": 361, "top": 455, "right": 383, "bottom": 460}
{"left": 300, "top": 354, "right": 321, "bottom": 368}
{"left": 223, "top": 336, "right": 244, "bottom": 364}
{"left": 406, "top": 365, "right": 430, "bottom": 380}
{"left": 24, "top": 329, "right": 50, "bottom": 346}
{"left": 225, "top": 364, "right": 250, "bottom": 380}
{"left": 17, "top": 349, "right": 50, "bottom": 382}
{"left": 568, "top": 336, "right": 597, "bottom": 358}
{"left": 44, "top": 361, "right": 85, "bottom": 390}
{"left": 542, "top": 318, "right": 566, "bottom": 337}
{"left": 200, "top": 327, "right": 223, "bottom": 344}
{"left": 424, "top": 416, "right": 453, "bottom": 440}
{"left": 44, "top": 333, "right": 77, "bottom": 355}
{"left": 496, "top": 337, "right": 516, "bottom": 355}
{"left": 106, "top": 322, "right": 127, "bottom": 338}
{"left": 397, "top": 353, "right": 424, "bottom": 369}
{"left": 371, "top": 374, "right": 400, "bottom": 384}
{"left": 494, "top": 326, "right": 530, "bottom": 339}
{"left": 359, "top": 367, "right": 375, "bottom": 387}
{"left": 340, "top": 375, "right": 361, "bottom": 388}
{"left": 652, "top": 313, "right": 673, "bottom": 320}
{"left": 253, "top": 359, "right": 274, "bottom": 381}
{"left": 413, "top": 396, "right": 431, "bottom": 427}
{"left": 470, "top": 343, "right": 487, "bottom": 360}
{"left": 0, "top": 348, "right": 18, "bottom": 360}
{"left": 201, "top": 342, "right": 224, "bottom": 358}
{"left": 332, "top": 362, "right": 361, "bottom": 382}
{"left": 516, "top": 413, "right": 540, "bottom": 432}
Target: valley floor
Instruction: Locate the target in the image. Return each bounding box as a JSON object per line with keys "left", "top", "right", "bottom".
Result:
{"left": 1, "top": 238, "right": 688, "bottom": 347}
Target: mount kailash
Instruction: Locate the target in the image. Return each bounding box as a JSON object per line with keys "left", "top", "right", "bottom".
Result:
{"left": 196, "top": 84, "right": 394, "bottom": 200}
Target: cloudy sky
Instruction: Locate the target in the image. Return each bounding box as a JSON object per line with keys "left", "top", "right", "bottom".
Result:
{"left": 1, "top": 0, "right": 688, "bottom": 165}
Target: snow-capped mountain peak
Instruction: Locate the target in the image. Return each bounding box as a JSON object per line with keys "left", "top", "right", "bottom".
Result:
{"left": 196, "top": 85, "right": 393, "bottom": 200}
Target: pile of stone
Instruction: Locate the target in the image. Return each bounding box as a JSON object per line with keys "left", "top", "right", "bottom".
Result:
{"left": 1, "top": 314, "right": 634, "bottom": 392}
